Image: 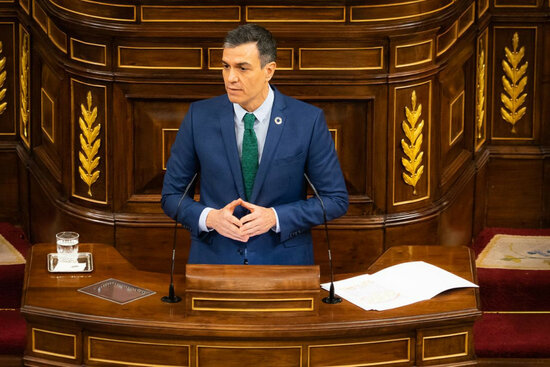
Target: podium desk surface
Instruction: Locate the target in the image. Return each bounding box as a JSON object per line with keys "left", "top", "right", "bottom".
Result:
{"left": 21, "top": 244, "right": 481, "bottom": 366}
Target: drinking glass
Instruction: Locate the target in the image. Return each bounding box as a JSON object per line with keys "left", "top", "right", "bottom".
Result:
{"left": 56, "top": 231, "right": 79, "bottom": 262}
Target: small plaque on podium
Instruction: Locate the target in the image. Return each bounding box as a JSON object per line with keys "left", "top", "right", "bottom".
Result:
{"left": 78, "top": 278, "right": 156, "bottom": 304}
{"left": 185, "top": 265, "right": 320, "bottom": 317}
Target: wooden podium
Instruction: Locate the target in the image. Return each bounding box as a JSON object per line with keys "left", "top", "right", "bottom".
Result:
{"left": 185, "top": 264, "right": 320, "bottom": 317}
{"left": 21, "top": 244, "right": 481, "bottom": 366}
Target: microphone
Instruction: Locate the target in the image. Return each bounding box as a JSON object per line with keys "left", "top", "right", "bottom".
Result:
{"left": 162, "top": 173, "right": 198, "bottom": 303}
{"left": 304, "top": 173, "right": 342, "bottom": 305}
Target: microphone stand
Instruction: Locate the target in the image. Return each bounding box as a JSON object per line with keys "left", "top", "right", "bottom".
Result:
{"left": 304, "top": 174, "right": 342, "bottom": 304}
{"left": 162, "top": 173, "right": 198, "bottom": 303}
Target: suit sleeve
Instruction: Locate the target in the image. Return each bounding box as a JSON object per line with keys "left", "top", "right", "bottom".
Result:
{"left": 161, "top": 103, "right": 207, "bottom": 237}
{"left": 273, "top": 109, "right": 348, "bottom": 242}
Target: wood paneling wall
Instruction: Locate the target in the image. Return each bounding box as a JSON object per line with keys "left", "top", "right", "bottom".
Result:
{"left": 0, "top": 0, "right": 548, "bottom": 275}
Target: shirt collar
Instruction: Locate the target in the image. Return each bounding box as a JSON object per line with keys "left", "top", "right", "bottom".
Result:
{"left": 233, "top": 85, "right": 274, "bottom": 124}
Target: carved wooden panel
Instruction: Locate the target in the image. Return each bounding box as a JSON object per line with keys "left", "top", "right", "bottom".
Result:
{"left": 40, "top": 65, "right": 57, "bottom": 145}
{"left": 308, "top": 338, "right": 411, "bottom": 366}
{"left": 436, "top": 3, "right": 475, "bottom": 57}
{"left": 492, "top": 27, "right": 538, "bottom": 141}
{"left": 36, "top": 62, "right": 62, "bottom": 182}
{"left": 493, "top": 0, "right": 540, "bottom": 7}
{"left": 438, "top": 57, "right": 471, "bottom": 184}
{"left": 48, "top": 0, "right": 136, "bottom": 22}
{"left": 487, "top": 158, "right": 543, "bottom": 227}
{"left": 0, "top": 22, "right": 15, "bottom": 136}
{"left": 87, "top": 336, "right": 190, "bottom": 366}
{"left": 71, "top": 79, "right": 108, "bottom": 204}
{"left": 19, "top": 24, "right": 30, "bottom": 147}
{"left": 70, "top": 38, "right": 107, "bottom": 66}
{"left": 394, "top": 39, "right": 434, "bottom": 69}
{"left": 31, "top": 327, "right": 78, "bottom": 360}
{"left": 48, "top": 19, "right": 67, "bottom": 53}
{"left": 197, "top": 345, "right": 302, "bottom": 367}
{"left": 133, "top": 101, "right": 190, "bottom": 196}
{"left": 391, "top": 81, "right": 432, "bottom": 208}
{"left": 308, "top": 100, "right": 369, "bottom": 198}
{"left": 32, "top": 0, "right": 48, "bottom": 33}
{"left": 19, "top": 0, "right": 29, "bottom": 14}
{"left": 437, "top": 24, "right": 457, "bottom": 57}
{"left": 246, "top": 6, "right": 345, "bottom": 23}
{"left": 478, "top": 0, "right": 489, "bottom": 17}
{"left": 350, "top": 0, "right": 454, "bottom": 22}
{"left": 141, "top": 5, "right": 241, "bottom": 23}
{"left": 118, "top": 46, "right": 203, "bottom": 70}
{"left": 299, "top": 48, "right": 384, "bottom": 71}
{"left": 476, "top": 28, "right": 489, "bottom": 151}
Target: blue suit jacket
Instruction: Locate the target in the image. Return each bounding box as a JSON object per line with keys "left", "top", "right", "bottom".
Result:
{"left": 161, "top": 87, "right": 348, "bottom": 265}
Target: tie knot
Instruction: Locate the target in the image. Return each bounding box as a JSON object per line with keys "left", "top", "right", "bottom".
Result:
{"left": 243, "top": 113, "right": 256, "bottom": 130}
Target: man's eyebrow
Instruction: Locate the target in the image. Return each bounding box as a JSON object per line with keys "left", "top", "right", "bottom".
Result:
{"left": 221, "top": 60, "right": 252, "bottom": 67}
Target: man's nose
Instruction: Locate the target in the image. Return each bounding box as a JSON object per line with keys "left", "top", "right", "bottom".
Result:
{"left": 227, "top": 68, "right": 238, "bottom": 83}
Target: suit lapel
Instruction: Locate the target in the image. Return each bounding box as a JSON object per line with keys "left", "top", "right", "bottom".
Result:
{"left": 219, "top": 98, "right": 246, "bottom": 199}
{"left": 249, "top": 90, "right": 287, "bottom": 203}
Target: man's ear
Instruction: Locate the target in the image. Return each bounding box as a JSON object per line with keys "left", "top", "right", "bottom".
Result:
{"left": 264, "top": 61, "right": 276, "bottom": 82}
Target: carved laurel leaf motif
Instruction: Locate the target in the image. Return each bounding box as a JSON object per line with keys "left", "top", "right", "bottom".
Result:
{"left": 500, "top": 32, "right": 528, "bottom": 134}
{"left": 0, "top": 41, "right": 6, "bottom": 116}
{"left": 20, "top": 34, "right": 30, "bottom": 138}
{"left": 78, "top": 91, "right": 101, "bottom": 196}
{"left": 401, "top": 90, "right": 425, "bottom": 195}
{"left": 476, "top": 45, "right": 486, "bottom": 140}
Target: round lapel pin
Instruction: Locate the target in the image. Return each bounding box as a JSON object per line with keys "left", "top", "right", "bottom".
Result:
{"left": 274, "top": 117, "right": 283, "bottom": 125}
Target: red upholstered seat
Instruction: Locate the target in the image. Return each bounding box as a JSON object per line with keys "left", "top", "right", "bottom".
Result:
{"left": 0, "top": 223, "right": 30, "bottom": 356}
{"left": 473, "top": 228, "right": 550, "bottom": 358}
{"left": 474, "top": 313, "right": 550, "bottom": 358}
{"left": 0, "top": 310, "right": 26, "bottom": 355}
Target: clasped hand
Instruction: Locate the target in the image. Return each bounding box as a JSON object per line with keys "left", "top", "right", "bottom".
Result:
{"left": 205, "top": 199, "right": 276, "bottom": 242}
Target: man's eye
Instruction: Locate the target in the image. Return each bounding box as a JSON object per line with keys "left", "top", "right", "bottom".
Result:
{"left": 222, "top": 64, "right": 229, "bottom": 69}
{"left": 240, "top": 67, "right": 247, "bottom": 71}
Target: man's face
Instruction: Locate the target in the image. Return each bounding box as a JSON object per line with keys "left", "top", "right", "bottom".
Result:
{"left": 222, "top": 42, "right": 276, "bottom": 112}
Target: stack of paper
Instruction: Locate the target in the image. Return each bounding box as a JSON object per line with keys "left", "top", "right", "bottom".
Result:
{"left": 321, "top": 261, "right": 478, "bottom": 311}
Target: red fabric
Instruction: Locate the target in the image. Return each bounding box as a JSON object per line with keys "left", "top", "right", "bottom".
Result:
{"left": 477, "top": 268, "right": 550, "bottom": 311}
{"left": 474, "top": 228, "right": 550, "bottom": 311}
{"left": 0, "top": 310, "right": 27, "bottom": 354}
{"left": 0, "top": 223, "right": 30, "bottom": 308}
{"left": 474, "top": 313, "right": 550, "bottom": 358}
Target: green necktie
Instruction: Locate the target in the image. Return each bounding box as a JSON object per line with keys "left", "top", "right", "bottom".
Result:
{"left": 241, "top": 113, "right": 258, "bottom": 200}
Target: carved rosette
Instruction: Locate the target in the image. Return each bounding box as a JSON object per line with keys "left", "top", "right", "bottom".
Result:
{"left": 0, "top": 42, "right": 6, "bottom": 116}
{"left": 78, "top": 91, "right": 101, "bottom": 197}
{"left": 500, "top": 32, "right": 528, "bottom": 134}
{"left": 401, "top": 91, "right": 425, "bottom": 195}
{"left": 476, "top": 44, "right": 486, "bottom": 140}
{"left": 20, "top": 32, "right": 30, "bottom": 139}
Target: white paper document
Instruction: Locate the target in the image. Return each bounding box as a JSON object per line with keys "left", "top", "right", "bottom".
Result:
{"left": 321, "top": 261, "right": 478, "bottom": 311}
{"left": 53, "top": 261, "right": 87, "bottom": 272}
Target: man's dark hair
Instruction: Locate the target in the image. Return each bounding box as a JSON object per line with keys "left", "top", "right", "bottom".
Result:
{"left": 224, "top": 24, "right": 277, "bottom": 67}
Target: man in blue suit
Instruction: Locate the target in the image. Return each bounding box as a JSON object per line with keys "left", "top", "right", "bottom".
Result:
{"left": 161, "top": 24, "right": 348, "bottom": 265}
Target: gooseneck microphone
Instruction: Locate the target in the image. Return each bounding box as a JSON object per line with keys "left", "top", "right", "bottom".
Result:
{"left": 162, "top": 173, "right": 198, "bottom": 303}
{"left": 304, "top": 174, "right": 342, "bottom": 304}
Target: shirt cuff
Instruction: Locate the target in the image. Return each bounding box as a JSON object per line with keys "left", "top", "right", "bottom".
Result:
{"left": 271, "top": 207, "right": 280, "bottom": 233}
{"left": 199, "top": 207, "right": 214, "bottom": 233}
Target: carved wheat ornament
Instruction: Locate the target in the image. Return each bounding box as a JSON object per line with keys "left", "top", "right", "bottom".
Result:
{"left": 78, "top": 91, "right": 101, "bottom": 196}
{"left": 0, "top": 42, "right": 7, "bottom": 116}
{"left": 401, "top": 90, "right": 425, "bottom": 195}
{"left": 20, "top": 34, "right": 30, "bottom": 137}
{"left": 476, "top": 45, "right": 486, "bottom": 140}
{"left": 500, "top": 32, "right": 528, "bottom": 134}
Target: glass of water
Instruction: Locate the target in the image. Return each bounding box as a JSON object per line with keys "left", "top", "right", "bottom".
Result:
{"left": 56, "top": 231, "right": 79, "bottom": 262}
